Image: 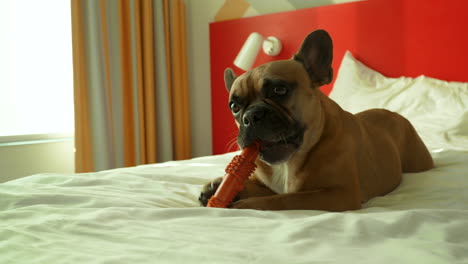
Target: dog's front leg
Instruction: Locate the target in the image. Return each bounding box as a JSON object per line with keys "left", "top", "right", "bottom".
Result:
{"left": 237, "top": 177, "right": 277, "bottom": 200}
{"left": 231, "top": 188, "right": 361, "bottom": 212}
{"left": 199, "top": 176, "right": 276, "bottom": 207}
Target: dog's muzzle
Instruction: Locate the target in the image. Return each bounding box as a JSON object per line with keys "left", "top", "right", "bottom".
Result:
{"left": 238, "top": 101, "right": 303, "bottom": 164}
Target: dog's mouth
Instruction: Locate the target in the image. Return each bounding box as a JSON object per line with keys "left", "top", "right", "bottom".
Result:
{"left": 257, "top": 129, "right": 303, "bottom": 165}
{"left": 236, "top": 101, "right": 304, "bottom": 164}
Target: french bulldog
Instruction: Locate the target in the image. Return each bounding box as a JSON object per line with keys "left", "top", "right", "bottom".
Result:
{"left": 200, "top": 29, "right": 434, "bottom": 211}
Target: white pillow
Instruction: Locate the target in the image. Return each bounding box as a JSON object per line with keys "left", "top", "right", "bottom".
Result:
{"left": 329, "top": 51, "right": 468, "bottom": 151}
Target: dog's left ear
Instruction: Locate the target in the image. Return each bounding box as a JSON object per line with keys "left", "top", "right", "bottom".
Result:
{"left": 224, "top": 68, "right": 237, "bottom": 92}
{"left": 294, "top": 30, "right": 333, "bottom": 86}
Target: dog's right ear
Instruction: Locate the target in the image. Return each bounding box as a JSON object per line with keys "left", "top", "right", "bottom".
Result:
{"left": 224, "top": 68, "right": 237, "bottom": 92}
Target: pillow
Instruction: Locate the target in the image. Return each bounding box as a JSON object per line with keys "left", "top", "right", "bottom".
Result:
{"left": 329, "top": 51, "right": 468, "bottom": 151}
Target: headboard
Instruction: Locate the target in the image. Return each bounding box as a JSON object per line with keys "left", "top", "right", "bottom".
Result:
{"left": 209, "top": 0, "right": 468, "bottom": 155}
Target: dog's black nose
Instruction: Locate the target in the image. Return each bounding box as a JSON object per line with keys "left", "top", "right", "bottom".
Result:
{"left": 243, "top": 108, "right": 265, "bottom": 127}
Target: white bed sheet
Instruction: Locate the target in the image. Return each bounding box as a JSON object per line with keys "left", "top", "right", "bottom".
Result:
{"left": 1, "top": 144, "right": 468, "bottom": 263}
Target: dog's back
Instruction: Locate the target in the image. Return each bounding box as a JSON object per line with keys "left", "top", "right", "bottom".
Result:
{"left": 353, "top": 108, "right": 434, "bottom": 201}
{"left": 356, "top": 109, "right": 434, "bottom": 172}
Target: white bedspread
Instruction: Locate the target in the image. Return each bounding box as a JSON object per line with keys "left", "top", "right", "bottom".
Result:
{"left": 1, "top": 145, "right": 468, "bottom": 263}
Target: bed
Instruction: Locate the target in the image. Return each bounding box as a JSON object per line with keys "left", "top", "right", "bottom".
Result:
{"left": 2, "top": 0, "right": 468, "bottom": 263}
{"left": 2, "top": 144, "right": 468, "bottom": 263}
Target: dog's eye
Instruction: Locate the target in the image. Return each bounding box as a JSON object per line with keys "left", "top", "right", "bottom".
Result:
{"left": 274, "top": 86, "right": 288, "bottom": 96}
{"left": 230, "top": 102, "right": 241, "bottom": 114}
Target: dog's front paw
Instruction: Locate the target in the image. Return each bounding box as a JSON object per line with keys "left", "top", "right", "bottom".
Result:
{"left": 199, "top": 177, "right": 223, "bottom": 206}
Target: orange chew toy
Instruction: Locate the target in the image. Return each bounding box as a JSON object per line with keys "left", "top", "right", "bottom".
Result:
{"left": 207, "top": 142, "right": 260, "bottom": 208}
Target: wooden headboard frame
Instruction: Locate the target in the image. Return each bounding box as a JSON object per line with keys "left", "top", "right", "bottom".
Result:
{"left": 209, "top": 0, "right": 468, "bottom": 155}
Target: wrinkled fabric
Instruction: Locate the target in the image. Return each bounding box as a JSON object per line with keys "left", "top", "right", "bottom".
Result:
{"left": 1, "top": 148, "right": 467, "bottom": 264}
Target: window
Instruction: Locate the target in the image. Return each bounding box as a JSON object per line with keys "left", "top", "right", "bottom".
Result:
{"left": 0, "top": 0, "right": 74, "bottom": 138}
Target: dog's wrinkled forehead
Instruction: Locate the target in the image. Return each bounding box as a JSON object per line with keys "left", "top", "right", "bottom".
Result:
{"left": 230, "top": 59, "right": 309, "bottom": 100}
{"left": 229, "top": 67, "right": 262, "bottom": 100}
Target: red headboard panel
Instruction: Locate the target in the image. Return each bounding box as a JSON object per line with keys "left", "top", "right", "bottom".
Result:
{"left": 210, "top": 0, "right": 468, "bottom": 155}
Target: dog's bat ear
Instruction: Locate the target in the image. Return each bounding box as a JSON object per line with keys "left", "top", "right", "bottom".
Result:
{"left": 224, "top": 68, "right": 237, "bottom": 92}
{"left": 294, "top": 29, "right": 333, "bottom": 87}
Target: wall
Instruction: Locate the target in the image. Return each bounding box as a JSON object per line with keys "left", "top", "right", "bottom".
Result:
{"left": 185, "top": 1, "right": 223, "bottom": 158}
{"left": 185, "top": 0, "right": 362, "bottom": 157}
{"left": 0, "top": 140, "right": 75, "bottom": 182}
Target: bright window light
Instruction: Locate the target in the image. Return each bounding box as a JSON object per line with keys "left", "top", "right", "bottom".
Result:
{"left": 0, "top": 0, "right": 74, "bottom": 137}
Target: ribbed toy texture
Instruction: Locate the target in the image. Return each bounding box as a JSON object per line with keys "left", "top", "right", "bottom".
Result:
{"left": 207, "top": 142, "right": 259, "bottom": 208}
